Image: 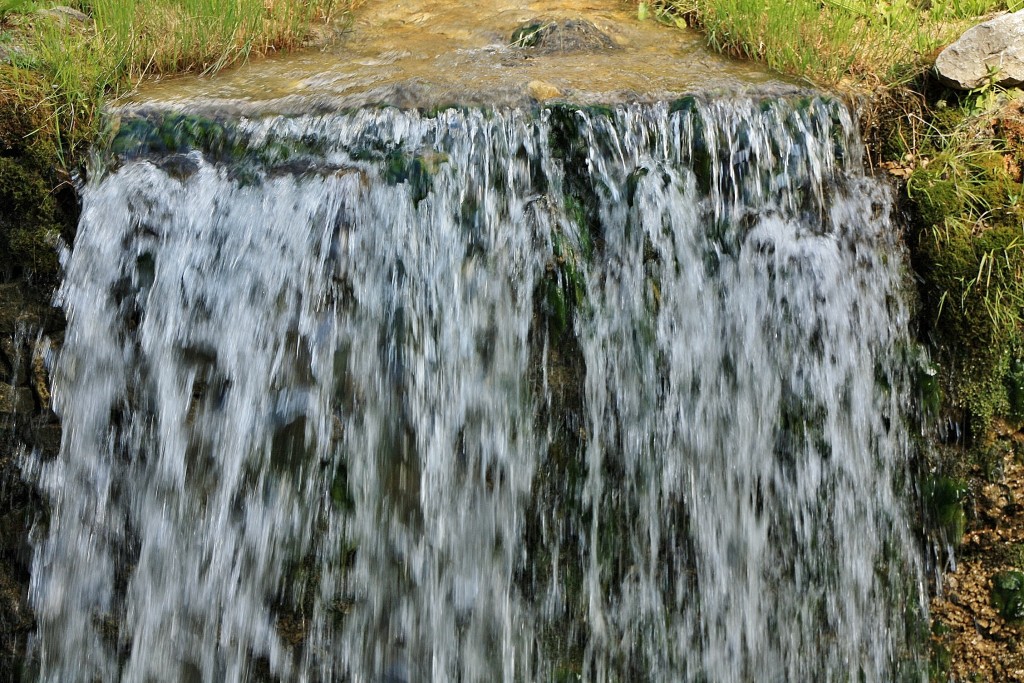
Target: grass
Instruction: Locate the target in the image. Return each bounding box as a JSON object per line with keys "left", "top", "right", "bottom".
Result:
{"left": 88, "top": 0, "right": 341, "bottom": 77}
{"left": 642, "top": 0, "right": 1020, "bottom": 86}
{"left": 1, "top": 0, "right": 354, "bottom": 160}
{"left": 901, "top": 89, "right": 1024, "bottom": 435}
{"left": 0, "top": 0, "right": 358, "bottom": 283}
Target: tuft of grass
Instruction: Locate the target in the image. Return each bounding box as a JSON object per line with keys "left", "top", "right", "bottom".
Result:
{"left": 646, "top": 0, "right": 1015, "bottom": 86}
{"left": 0, "top": 0, "right": 40, "bottom": 18}
{"left": 0, "top": 0, "right": 356, "bottom": 160}
{"left": 87, "top": 0, "right": 341, "bottom": 78}
{"left": 26, "top": 15, "right": 119, "bottom": 163}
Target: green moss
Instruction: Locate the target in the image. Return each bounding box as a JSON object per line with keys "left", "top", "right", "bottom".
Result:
{"left": 906, "top": 108, "right": 1024, "bottom": 440}
{"left": 563, "top": 194, "right": 593, "bottom": 260}
{"left": 0, "top": 67, "right": 75, "bottom": 284}
{"left": 109, "top": 113, "right": 245, "bottom": 161}
{"left": 928, "top": 621, "right": 953, "bottom": 683}
{"left": 916, "top": 358, "right": 943, "bottom": 424}
{"left": 1006, "top": 353, "right": 1024, "bottom": 423}
{"left": 552, "top": 664, "right": 583, "bottom": 682}
{"left": 908, "top": 173, "right": 962, "bottom": 229}
{"left": 380, "top": 150, "right": 446, "bottom": 206}
{"left": 542, "top": 223, "right": 589, "bottom": 337}
{"left": 511, "top": 22, "right": 546, "bottom": 48}
{"left": 972, "top": 151, "right": 1020, "bottom": 219}
{"left": 669, "top": 95, "right": 698, "bottom": 115}
{"left": 0, "top": 157, "right": 60, "bottom": 277}
{"left": 686, "top": 112, "right": 712, "bottom": 196}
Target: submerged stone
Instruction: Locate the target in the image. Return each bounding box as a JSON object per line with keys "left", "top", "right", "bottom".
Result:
{"left": 528, "top": 80, "right": 562, "bottom": 101}
{"left": 510, "top": 19, "right": 616, "bottom": 54}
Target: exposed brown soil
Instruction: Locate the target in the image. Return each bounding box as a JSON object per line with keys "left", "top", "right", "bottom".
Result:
{"left": 931, "top": 430, "right": 1024, "bottom": 682}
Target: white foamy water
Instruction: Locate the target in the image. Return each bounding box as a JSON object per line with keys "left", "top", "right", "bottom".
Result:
{"left": 28, "top": 98, "right": 925, "bottom": 682}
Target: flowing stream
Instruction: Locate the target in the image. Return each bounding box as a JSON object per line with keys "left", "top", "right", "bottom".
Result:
{"left": 27, "top": 96, "right": 926, "bottom": 682}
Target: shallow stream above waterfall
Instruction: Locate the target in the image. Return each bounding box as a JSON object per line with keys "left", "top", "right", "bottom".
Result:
{"left": 118, "top": 0, "right": 794, "bottom": 115}
{"left": 25, "top": 3, "right": 928, "bottom": 682}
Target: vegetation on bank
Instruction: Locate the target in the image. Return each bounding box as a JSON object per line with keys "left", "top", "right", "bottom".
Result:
{"left": 1, "top": 0, "right": 349, "bottom": 157}
{"left": 0, "top": 68, "right": 69, "bottom": 283}
{"left": 902, "top": 92, "right": 1024, "bottom": 440}
{"left": 0, "top": 0, "right": 355, "bottom": 282}
{"left": 645, "top": 0, "right": 1021, "bottom": 85}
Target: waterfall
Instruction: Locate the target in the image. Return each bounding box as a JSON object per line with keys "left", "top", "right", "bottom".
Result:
{"left": 27, "top": 96, "right": 926, "bottom": 682}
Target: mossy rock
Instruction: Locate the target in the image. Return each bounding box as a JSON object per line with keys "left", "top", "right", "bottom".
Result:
{"left": 916, "top": 359, "right": 943, "bottom": 422}
{"left": 109, "top": 113, "right": 243, "bottom": 161}
{"left": 0, "top": 157, "right": 60, "bottom": 275}
{"left": 910, "top": 203, "right": 1023, "bottom": 439}
{"left": 380, "top": 150, "right": 447, "bottom": 206}
{"left": 924, "top": 475, "right": 967, "bottom": 547}
{"left": 107, "top": 112, "right": 352, "bottom": 187}
{"left": 923, "top": 223, "right": 1021, "bottom": 344}
{"left": 1006, "top": 354, "right": 1024, "bottom": 422}
{"left": 907, "top": 171, "right": 963, "bottom": 229}
{"left": 991, "top": 570, "right": 1024, "bottom": 620}
{"left": 971, "top": 151, "right": 1024, "bottom": 227}
{"left": 541, "top": 222, "right": 588, "bottom": 337}
{"left": 668, "top": 95, "right": 699, "bottom": 115}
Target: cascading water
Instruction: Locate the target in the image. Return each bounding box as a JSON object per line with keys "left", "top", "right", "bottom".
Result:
{"left": 26, "top": 96, "right": 926, "bottom": 682}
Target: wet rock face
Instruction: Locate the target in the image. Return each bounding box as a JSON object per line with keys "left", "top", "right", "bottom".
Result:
{"left": 935, "top": 10, "right": 1024, "bottom": 89}
{"left": 0, "top": 280, "right": 62, "bottom": 680}
{"left": 0, "top": 78, "right": 71, "bottom": 677}
{"left": 511, "top": 19, "right": 616, "bottom": 54}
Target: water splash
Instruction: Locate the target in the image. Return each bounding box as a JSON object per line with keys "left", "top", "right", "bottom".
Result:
{"left": 28, "top": 97, "right": 925, "bottom": 682}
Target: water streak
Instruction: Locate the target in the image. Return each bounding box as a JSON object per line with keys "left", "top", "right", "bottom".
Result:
{"left": 28, "top": 97, "right": 925, "bottom": 682}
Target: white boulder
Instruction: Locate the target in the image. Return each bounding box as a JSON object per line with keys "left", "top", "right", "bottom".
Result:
{"left": 935, "top": 10, "right": 1024, "bottom": 90}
